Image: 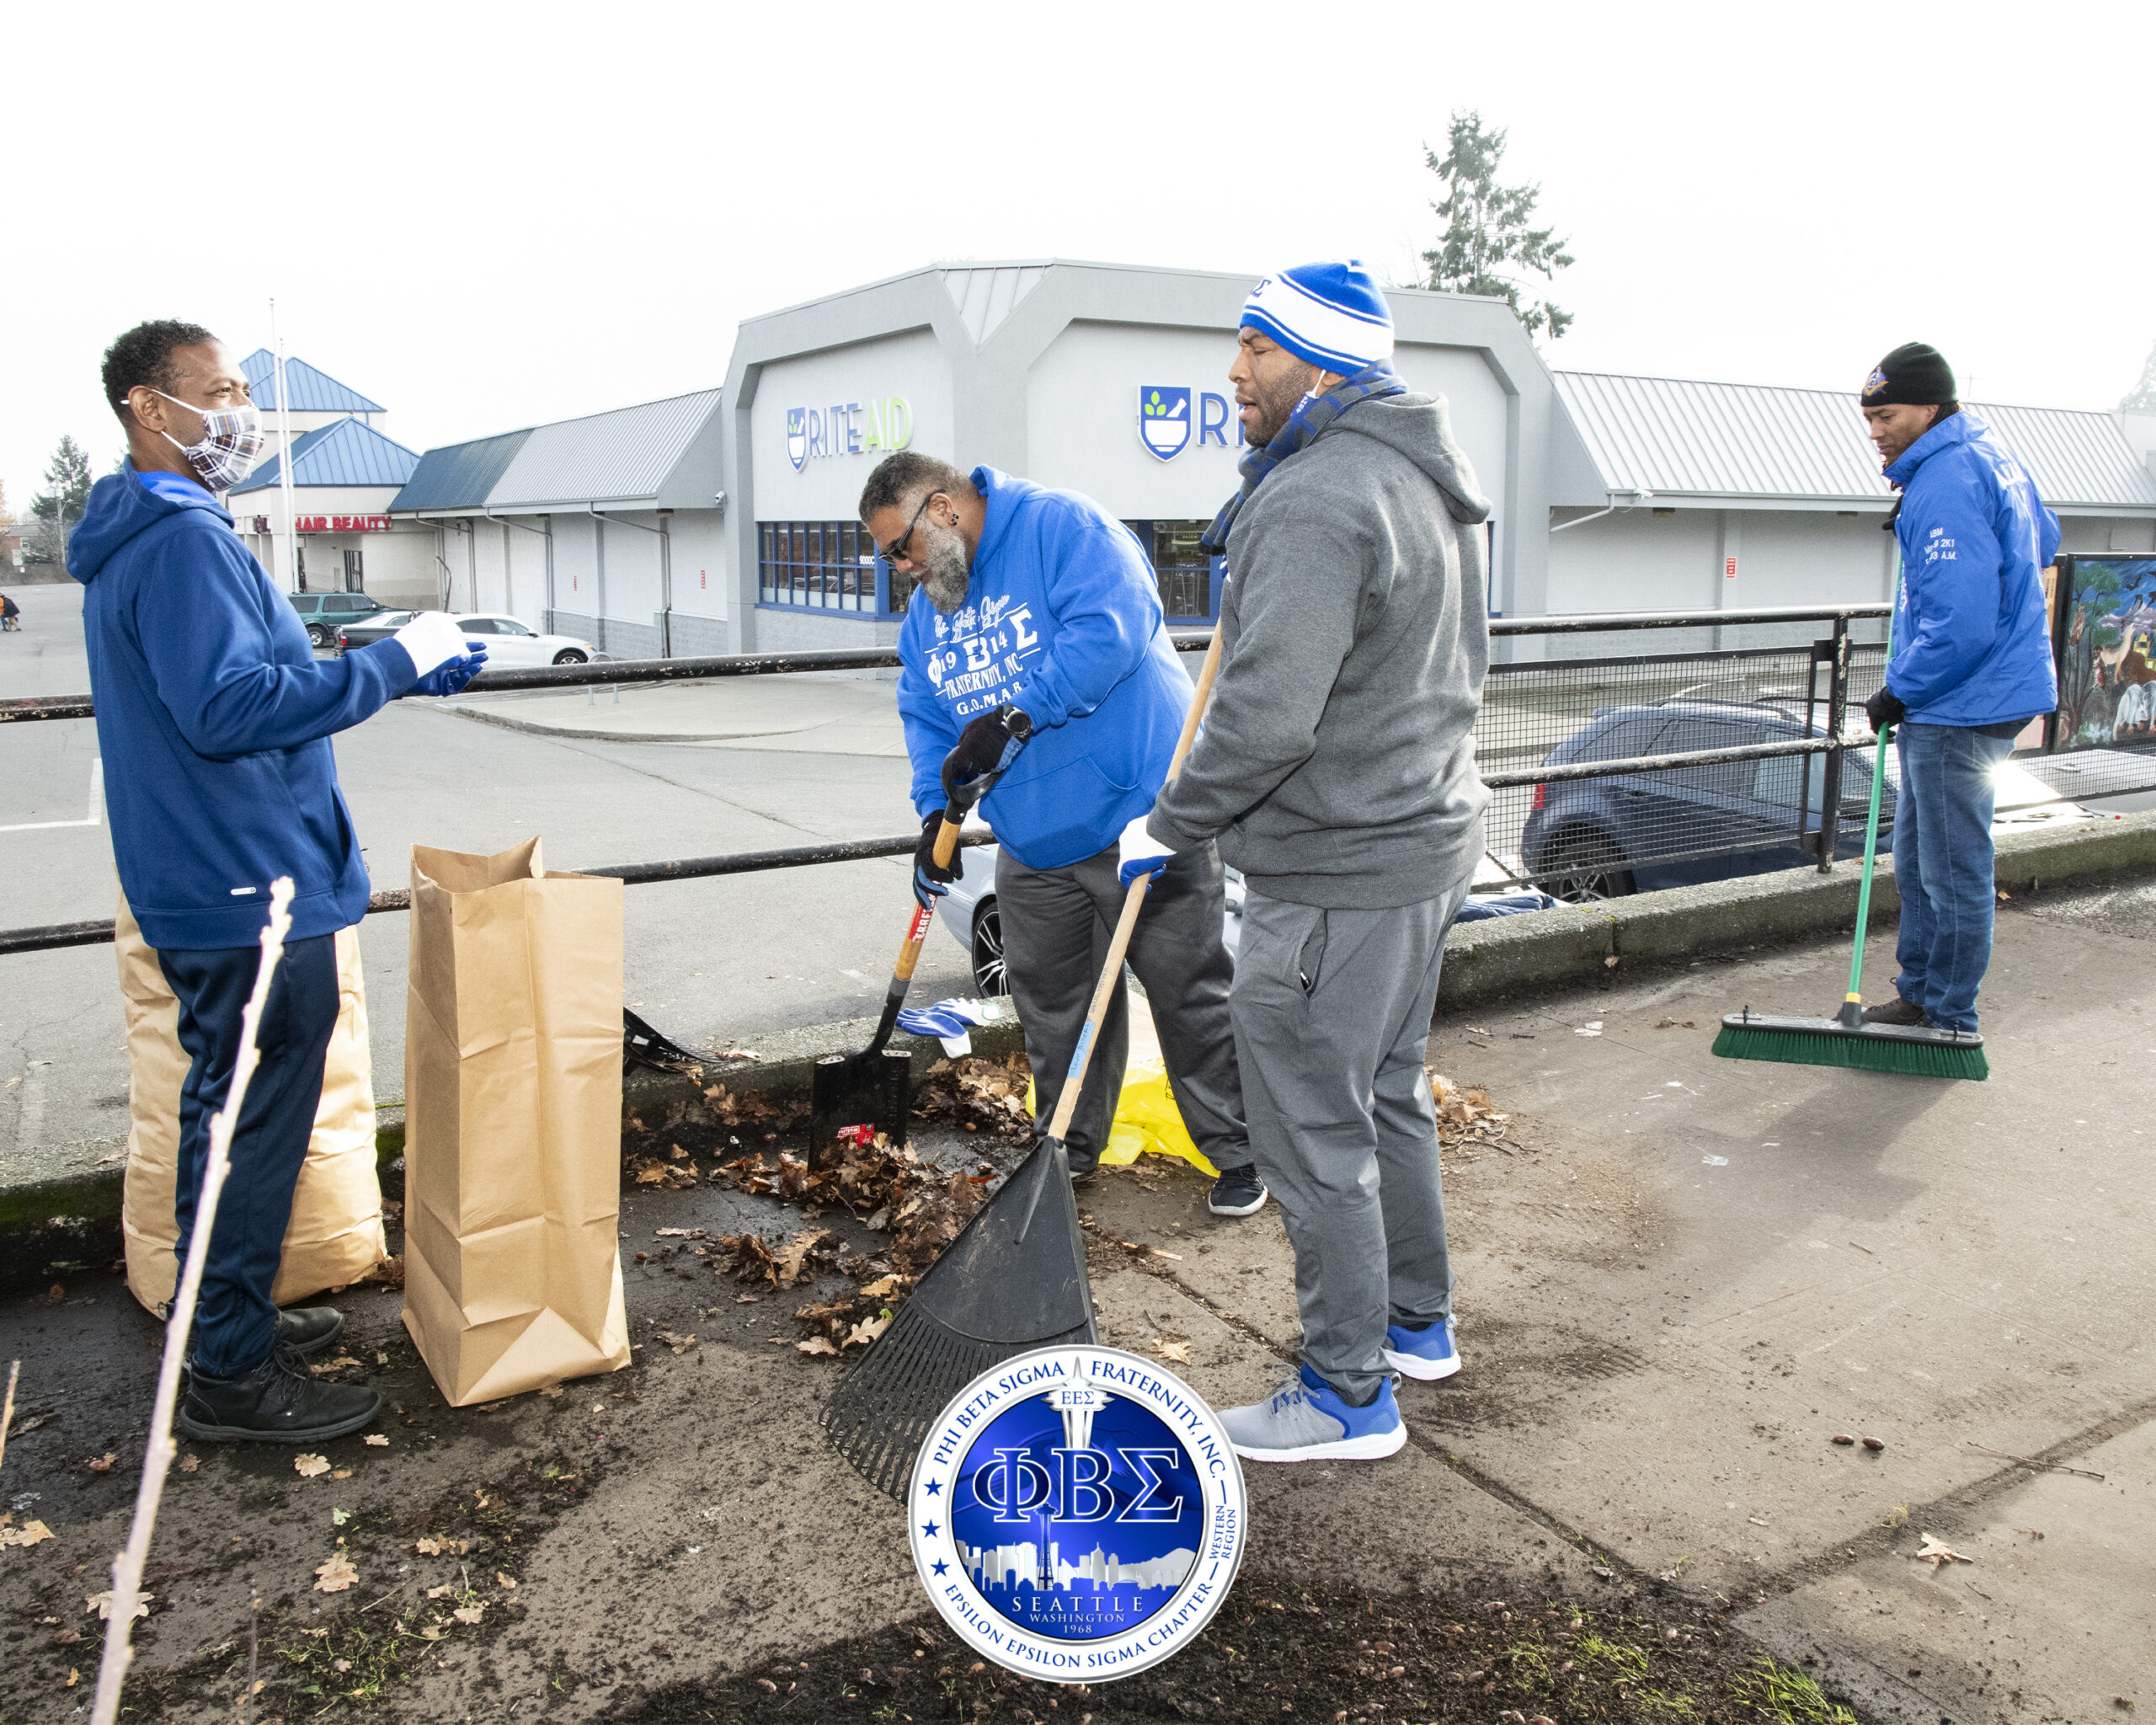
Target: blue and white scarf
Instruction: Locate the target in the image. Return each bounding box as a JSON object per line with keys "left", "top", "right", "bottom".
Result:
{"left": 1199, "top": 360, "right": 1406, "bottom": 555}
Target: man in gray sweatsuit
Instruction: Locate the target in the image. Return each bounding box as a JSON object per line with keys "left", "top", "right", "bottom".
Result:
{"left": 1118, "top": 259, "right": 1490, "bottom": 1463}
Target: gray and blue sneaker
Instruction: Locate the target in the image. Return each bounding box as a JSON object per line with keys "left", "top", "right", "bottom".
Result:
{"left": 1218, "top": 1364, "right": 1406, "bottom": 1463}
{"left": 1382, "top": 1317, "right": 1460, "bottom": 1381}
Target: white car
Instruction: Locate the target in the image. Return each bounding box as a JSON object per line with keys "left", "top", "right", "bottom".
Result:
{"left": 445, "top": 613, "right": 597, "bottom": 667}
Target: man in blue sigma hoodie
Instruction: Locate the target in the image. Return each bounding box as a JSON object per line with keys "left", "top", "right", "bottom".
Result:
{"left": 861, "top": 451, "right": 1260, "bottom": 1216}
{"left": 1856, "top": 342, "right": 2058, "bottom": 1035}
{"left": 71, "top": 321, "right": 483, "bottom": 1444}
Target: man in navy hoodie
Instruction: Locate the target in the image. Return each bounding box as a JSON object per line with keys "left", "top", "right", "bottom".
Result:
{"left": 71, "top": 320, "right": 482, "bottom": 1443}
{"left": 862, "top": 451, "right": 1258, "bottom": 1215}
{"left": 1857, "top": 342, "right": 2058, "bottom": 1034}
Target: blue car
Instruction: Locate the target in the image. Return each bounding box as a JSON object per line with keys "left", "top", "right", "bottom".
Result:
{"left": 1519, "top": 698, "right": 1877, "bottom": 901}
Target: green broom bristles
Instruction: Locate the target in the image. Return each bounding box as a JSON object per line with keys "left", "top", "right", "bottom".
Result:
{"left": 1711, "top": 1021, "right": 1988, "bottom": 1081}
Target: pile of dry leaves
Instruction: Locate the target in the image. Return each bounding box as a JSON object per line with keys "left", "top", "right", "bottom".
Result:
{"left": 910, "top": 1053, "right": 1032, "bottom": 1140}
{"left": 1428, "top": 1070, "right": 1510, "bottom": 1156}
{"left": 712, "top": 1131, "right": 998, "bottom": 1357}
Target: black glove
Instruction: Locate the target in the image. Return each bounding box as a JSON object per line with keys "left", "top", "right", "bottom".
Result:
{"left": 912, "top": 811, "right": 963, "bottom": 910}
{"left": 941, "top": 704, "right": 1033, "bottom": 800}
{"left": 1865, "top": 686, "right": 1907, "bottom": 736}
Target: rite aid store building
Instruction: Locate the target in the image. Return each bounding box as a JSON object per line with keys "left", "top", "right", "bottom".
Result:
{"left": 722, "top": 259, "right": 1582, "bottom": 651}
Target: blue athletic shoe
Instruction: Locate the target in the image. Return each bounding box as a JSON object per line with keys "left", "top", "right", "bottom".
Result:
{"left": 1218, "top": 1364, "right": 1406, "bottom": 1463}
{"left": 1383, "top": 1317, "right": 1460, "bottom": 1381}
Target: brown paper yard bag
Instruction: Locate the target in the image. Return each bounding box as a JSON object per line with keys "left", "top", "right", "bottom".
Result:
{"left": 118, "top": 895, "right": 386, "bottom": 1316}
{"left": 401, "top": 837, "right": 631, "bottom": 1405}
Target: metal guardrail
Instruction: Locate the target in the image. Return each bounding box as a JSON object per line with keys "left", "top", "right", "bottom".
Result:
{"left": 0, "top": 602, "right": 1934, "bottom": 950}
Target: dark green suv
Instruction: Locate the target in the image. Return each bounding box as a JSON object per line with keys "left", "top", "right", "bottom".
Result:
{"left": 288, "top": 591, "right": 389, "bottom": 649}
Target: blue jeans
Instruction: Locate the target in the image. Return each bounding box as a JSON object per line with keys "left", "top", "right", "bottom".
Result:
{"left": 163, "top": 933, "right": 340, "bottom": 1378}
{"left": 1891, "top": 724, "right": 2015, "bottom": 1032}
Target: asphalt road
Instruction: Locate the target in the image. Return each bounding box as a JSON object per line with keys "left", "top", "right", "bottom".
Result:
{"left": 0, "top": 584, "right": 976, "bottom": 1188}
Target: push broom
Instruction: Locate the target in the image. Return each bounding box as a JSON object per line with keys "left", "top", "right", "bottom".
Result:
{"left": 820, "top": 628, "right": 1225, "bottom": 1498}
{"left": 1711, "top": 559, "right": 1988, "bottom": 1081}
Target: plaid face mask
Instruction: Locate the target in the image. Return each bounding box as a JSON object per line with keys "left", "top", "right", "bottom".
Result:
{"left": 152, "top": 389, "right": 266, "bottom": 489}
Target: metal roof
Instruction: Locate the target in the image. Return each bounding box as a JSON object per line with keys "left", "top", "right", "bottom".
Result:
{"left": 940, "top": 265, "right": 1047, "bottom": 346}
{"left": 485, "top": 388, "right": 723, "bottom": 508}
{"left": 237, "top": 350, "right": 386, "bottom": 414}
{"left": 387, "top": 429, "right": 534, "bottom": 513}
{"left": 229, "top": 417, "right": 419, "bottom": 494}
{"left": 1555, "top": 371, "right": 2156, "bottom": 510}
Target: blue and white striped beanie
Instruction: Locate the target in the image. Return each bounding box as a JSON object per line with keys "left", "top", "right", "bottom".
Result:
{"left": 1241, "top": 259, "right": 1395, "bottom": 375}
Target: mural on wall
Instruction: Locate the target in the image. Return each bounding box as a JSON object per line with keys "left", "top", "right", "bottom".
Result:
{"left": 2059, "top": 559, "right": 2156, "bottom": 746}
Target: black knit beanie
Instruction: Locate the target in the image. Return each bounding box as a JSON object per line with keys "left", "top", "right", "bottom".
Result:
{"left": 1862, "top": 342, "right": 1956, "bottom": 407}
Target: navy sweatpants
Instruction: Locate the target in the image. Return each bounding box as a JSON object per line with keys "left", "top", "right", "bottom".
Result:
{"left": 162, "top": 933, "right": 340, "bottom": 1379}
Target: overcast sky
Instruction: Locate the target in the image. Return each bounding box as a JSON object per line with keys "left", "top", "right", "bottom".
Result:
{"left": 6, "top": 0, "right": 2149, "bottom": 515}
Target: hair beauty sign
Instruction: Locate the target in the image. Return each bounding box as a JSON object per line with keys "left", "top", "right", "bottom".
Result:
{"left": 908, "top": 1346, "right": 1246, "bottom": 1682}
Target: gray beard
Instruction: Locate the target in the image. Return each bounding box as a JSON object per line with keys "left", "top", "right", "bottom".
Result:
{"left": 921, "top": 527, "right": 972, "bottom": 613}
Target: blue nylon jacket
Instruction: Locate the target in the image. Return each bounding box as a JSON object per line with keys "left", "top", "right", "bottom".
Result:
{"left": 69, "top": 463, "right": 420, "bottom": 948}
{"left": 1882, "top": 411, "right": 2060, "bottom": 727}
{"left": 895, "top": 467, "right": 1193, "bottom": 869}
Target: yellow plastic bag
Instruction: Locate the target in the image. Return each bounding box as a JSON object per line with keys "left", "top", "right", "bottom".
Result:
{"left": 1026, "top": 993, "right": 1219, "bottom": 1179}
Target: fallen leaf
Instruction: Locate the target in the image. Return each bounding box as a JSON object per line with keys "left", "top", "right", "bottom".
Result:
{"left": 65, "top": 1669, "right": 77, "bottom": 1688}
{"left": 47, "top": 1284, "right": 64, "bottom": 1304}
{"left": 331, "top": 1509, "right": 350, "bottom": 1526}
{"left": 452, "top": 1603, "right": 484, "bottom": 1625}
{"left": 362, "top": 1434, "right": 388, "bottom": 1448}
{"left": 425, "top": 1584, "right": 455, "bottom": 1599}
{"left": 843, "top": 1314, "right": 891, "bottom": 1348}
{"left": 294, "top": 1453, "right": 331, "bottom": 1478}
{"left": 1913, "top": 1534, "right": 1974, "bottom": 1569}
{"left": 416, "top": 1623, "right": 449, "bottom": 1641}
{"left": 0, "top": 1519, "right": 55, "bottom": 1548}
{"left": 85, "top": 1453, "right": 116, "bottom": 1474}
{"left": 414, "top": 1537, "right": 443, "bottom": 1555}
{"left": 537, "top": 1385, "right": 563, "bottom": 1399}
{"left": 309, "top": 1354, "right": 362, "bottom": 1374}
{"left": 857, "top": 1274, "right": 900, "bottom": 1298}
{"left": 797, "top": 1337, "right": 837, "bottom": 1356}
{"left": 313, "top": 1554, "right": 359, "bottom": 1594}
{"left": 1154, "top": 1339, "right": 1191, "bottom": 1365}
{"left": 86, "top": 1591, "right": 152, "bottom": 1621}
{"left": 178, "top": 1454, "right": 200, "bottom": 1472}
{"left": 330, "top": 1469, "right": 352, "bottom": 1480}
{"left": 656, "top": 1329, "right": 697, "bottom": 1355}
{"left": 375, "top": 1351, "right": 390, "bottom": 1365}
{"left": 496, "top": 1572, "right": 518, "bottom": 1589}
{"left": 333, "top": 1658, "right": 351, "bottom": 1674}
{"left": 1604, "top": 955, "right": 1620, "bottom": 969}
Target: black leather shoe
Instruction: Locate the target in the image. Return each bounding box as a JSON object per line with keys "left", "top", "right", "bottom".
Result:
{"left": 175, "top": 1346, "right": 381, "bottom": 1445}
{"left": 1208, "top": 1164, "right": 1270, "bottom": 1217}
{"left": 1860, "top": 996, "right": 1929, "bottom": 1027}
{"left": 276, "top": 1306, "right": 344, "bottom": 1357}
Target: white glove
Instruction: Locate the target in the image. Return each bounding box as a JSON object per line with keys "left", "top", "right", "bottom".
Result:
{"left": 1117, "top": 814, "right": 1177, "bottom": 888}
{"left": 392, "top": 611, "right": 472, "bottom": 680}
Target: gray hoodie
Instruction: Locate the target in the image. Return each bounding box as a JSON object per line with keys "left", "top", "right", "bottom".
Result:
{"left": 1149, "top": 391, "right": 1492, "bottom": 909}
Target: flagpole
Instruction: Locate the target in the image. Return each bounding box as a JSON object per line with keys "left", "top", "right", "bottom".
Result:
{"left": 270, "top": 298, "right": 299, "bottom": 595}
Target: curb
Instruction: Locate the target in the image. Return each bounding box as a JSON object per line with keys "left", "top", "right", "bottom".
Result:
{"left": 0, "top": 1015, "right": 1031, "bottom": 1293}
{"left": 1436, "top": 807, "right": 2156, "bottom": 1011}
{"left": 435, "top": 702, "right": 808, "bottom": 746}
{"left": 9, "top": 809, "right": 2153, "bottom": 1284}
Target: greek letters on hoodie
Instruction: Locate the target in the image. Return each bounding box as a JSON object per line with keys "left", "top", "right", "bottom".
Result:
{"left": 894, "top": 467, "right": 1193, "bottom": 870}
{"left": 1882, "top": 412, "right": 2060, "bottom": 727}
{"left": 68, "top": 463, "right": 419, "bottom": 949}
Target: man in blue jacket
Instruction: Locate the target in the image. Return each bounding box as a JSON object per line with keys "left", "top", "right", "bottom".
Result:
{"left": 862, "top": 451, "right": 1259, "bottom": 1214}
{"left": 1859, "top": 342, "right": 2059, "bottom": 1034}
{"left": 72, "top": 320, "right": 483, "bottom": 1443}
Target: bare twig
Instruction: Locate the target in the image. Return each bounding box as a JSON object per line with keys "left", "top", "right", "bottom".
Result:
{"left": 90, "top": 879, "right": 296, "bottom": 1725}
{"left": 0, "top": 1359, "right": 19, "bottom": 1474}
{"left": 245, "top": 1591, "right": 259, "bottom": 1725}
{"left": 1965, "top": 1441, "right": 2106, "bottom": 1482}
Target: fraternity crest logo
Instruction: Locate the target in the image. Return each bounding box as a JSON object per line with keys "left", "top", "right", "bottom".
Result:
{"left": 1862, "top": 367, "right": 1888, "bottom": 400}
{"left": 786, "top": 408, "right": 809, "bottom": 472}
{"left": 910, "top": 1346, "right": 1246, "bottom": 1682}
{"left": 1139, "top": 387, "right": 1193, "bottom": 462}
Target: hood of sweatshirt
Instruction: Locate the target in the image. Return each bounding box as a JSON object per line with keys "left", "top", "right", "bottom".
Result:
{"left": 1321, "top": 392, "right": 1492, "bottom": 526}
{"left": 67, "top": 462, "right": 230, "bottom": 585}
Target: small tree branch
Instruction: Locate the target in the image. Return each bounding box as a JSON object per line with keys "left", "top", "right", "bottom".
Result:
{"left": 88, "top": 879, "right": 297, "bottom": 1725}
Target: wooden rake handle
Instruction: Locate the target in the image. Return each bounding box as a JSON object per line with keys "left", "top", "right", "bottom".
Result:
{"left": 1042, "top": 626, "right": 1224, "bottom": 1141}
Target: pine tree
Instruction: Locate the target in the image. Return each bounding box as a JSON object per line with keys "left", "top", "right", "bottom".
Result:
{"left": 2123, "top": 339, "right": 2156, "bottom": 413}
{"left": 25, "top": 436, "right": 93, "bottom": 564}
{"left": 1421, "top": 112, "right": 1575, "bottom": 341}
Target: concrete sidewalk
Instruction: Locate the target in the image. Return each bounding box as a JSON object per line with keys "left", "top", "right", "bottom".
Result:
{"left": 439, "top": 669, "right": 909, "bottom": 754}
{"left": 2, "top": 877, "right": 2148, "bottom": 1723}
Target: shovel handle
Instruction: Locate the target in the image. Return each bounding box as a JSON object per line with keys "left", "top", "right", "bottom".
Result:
{"left": 1042, "top": 624, "right": 1223, "bottom": 1143}
{"left": 895, "top": 815, "right": 966, "bottom": 985}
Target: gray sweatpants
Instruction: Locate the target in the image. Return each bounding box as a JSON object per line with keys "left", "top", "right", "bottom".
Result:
{"left": 996, "top": 841, "right": 1248, "bottom": 1176}
{"left": 1230, "top": 873, "right": 1473, "bottom": 1401}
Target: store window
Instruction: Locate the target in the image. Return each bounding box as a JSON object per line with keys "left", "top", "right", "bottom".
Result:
{"left": 758, "top": 521, "right": 907, "bottom": 615}
{"left": 1123, "top": 521, "right": 1220, "bottom": 621}
{"left": 342, "top": 547, "right": 365, "bottom": 592}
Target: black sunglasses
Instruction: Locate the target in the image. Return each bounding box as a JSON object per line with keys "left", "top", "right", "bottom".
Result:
{"left": 881, "top": 491, "right": 942, "bottom": 566}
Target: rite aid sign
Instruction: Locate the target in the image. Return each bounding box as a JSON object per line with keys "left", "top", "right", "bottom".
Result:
{"left": 787, "top": 397, "right": 913, "bottom": 471}
{"left": 1139, "top": 387, "right": 1243, "bottom": 462}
